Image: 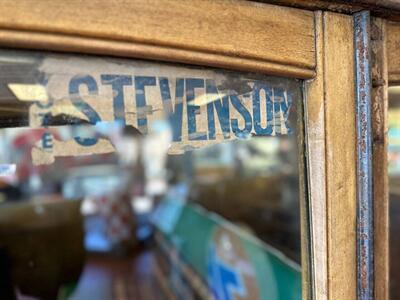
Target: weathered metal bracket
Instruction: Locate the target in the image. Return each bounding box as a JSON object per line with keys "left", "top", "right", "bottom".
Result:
{"left": 354, "top": 10, "right": 374, "bottom": 300}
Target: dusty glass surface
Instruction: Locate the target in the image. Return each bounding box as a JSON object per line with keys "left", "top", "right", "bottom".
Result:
{"left": 0, "top": 49, "right": 304, "bottom": 300}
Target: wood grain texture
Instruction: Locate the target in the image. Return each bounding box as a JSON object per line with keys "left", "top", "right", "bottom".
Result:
{"left": 324, "top": 12, "right": 357, "bottom": 300}
{"left": 0, "top": 29, "right": 314, "bottom": 79}
{"left": 306, "top": 11, "right": 357, "bottom": 300}
{"left": 304, "top": 11, "right": 328, "bottom": 300}
{"left": 299, "top": 72, "right": 311, "bottom": 300}
{"left": 388, "top": 21, "right": 400, "bottom": 84}
{"left": 0, "top": 0, "right": 316, "bottom": 79}
{"left": 255, "top": 0, "right": 400, "bottom": 21}
{"left": 371, "top": 17, "right": 389, "bottom": 300}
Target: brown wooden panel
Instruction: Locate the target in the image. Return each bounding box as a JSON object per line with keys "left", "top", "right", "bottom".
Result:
{"left": 371, "top": 17, "right": 389, "bottom": 300}
{"left": 256, "top": 0, "right": 400, "bottom": 21}
{"left": 0, "top": 29, "right": 314, "bottom": 79}
{"left": 306, "top": 11, "right": 357, "bottom": 300}
{"left": 388, "top": 21, "right": 400, "bottom": 84}
{"left": 0, "top": 0, "right": 315, "bottom": 79}
{"left": 304, "top": 11, "right": 328, "bottom": 300}
{"left": 324, "top": 12, "right": 357, "bottom": 300}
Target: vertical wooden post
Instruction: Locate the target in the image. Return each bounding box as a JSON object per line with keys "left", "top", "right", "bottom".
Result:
{"left": 371, "top": 17, "right": 389, "bottom": 300}
{"left": 306, "top": 11, "right": 357, "bottom": 300}
{"left": 304, "top": 11, "right": 328, "bottom": 300}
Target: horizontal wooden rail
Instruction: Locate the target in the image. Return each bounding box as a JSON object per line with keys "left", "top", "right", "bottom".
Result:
{"left": 0, "top": 0, "right": 316, "bottom": 79}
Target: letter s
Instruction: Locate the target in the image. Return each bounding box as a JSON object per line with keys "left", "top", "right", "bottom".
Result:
{"left": 69, "top": 75, "right": 101, "bottom": 146}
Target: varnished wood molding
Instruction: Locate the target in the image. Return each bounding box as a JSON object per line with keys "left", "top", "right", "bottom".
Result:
{"left": 0, "top": 29, "right": 314, "bottom": 79}
{"left": 306, "top": 11, "right": 357, "bottom": 300}
{"left": 388, "top": 21, "right": 400, "bottom": 84}
{"left": 0, "top": 0, "right": 316, "bottom": 79}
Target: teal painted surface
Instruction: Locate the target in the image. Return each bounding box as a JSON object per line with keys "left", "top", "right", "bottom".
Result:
{"left": 153, "top": 198, "right": 301, "bottom": 300}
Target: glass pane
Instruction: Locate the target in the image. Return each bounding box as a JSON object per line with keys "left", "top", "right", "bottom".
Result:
{"left": 0, "top": 49, "right": 304, "bottom": 300}
{"left": 389, "top": 86, "right": 400, "bottom": 299}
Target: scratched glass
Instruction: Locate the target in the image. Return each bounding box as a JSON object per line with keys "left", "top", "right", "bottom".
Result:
{"left": 0, "top": 49, "right": 304, "bottom": 300}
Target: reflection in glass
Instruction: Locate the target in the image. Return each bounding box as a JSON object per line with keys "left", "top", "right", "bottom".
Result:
{"left": 389, "top": 86, "right": 400, "bottom": 300}
{"left": 0, "top": 49, "right": 304, "bottom": 300}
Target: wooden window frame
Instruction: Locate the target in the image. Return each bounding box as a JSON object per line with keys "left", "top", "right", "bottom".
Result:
{"left": 2, "top": 1, "right": 397, "bottom": 299}
{"left": 305, "top": 11, "right": 357, "bottom": 300}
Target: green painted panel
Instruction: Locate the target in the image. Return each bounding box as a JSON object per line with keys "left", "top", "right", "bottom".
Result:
{"left": 153, "top": 197, "right": 301, "bottom": 300}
